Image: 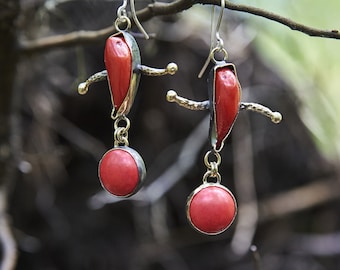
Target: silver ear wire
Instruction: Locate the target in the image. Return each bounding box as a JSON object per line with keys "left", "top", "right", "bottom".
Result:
{"left": 130, "top": 0, "right": 149, "bottom": 39}
{"left": 215, "top": 0, "right": 225, "bottom": 43}
{"left": 115, "top": 0, "right": 132, "bottom": 32}
{"left": 114, "top": 0, "right": 149, "bottom": 39}
{"left": 198, "top": 0, "right": 226, "bottom": 78}
{"left": 117, "top": 0, "right": 128, "bottom": 18}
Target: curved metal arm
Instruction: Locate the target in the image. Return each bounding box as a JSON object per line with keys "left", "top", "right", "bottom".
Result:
{"left": 166, "top": 90, "right": 210, "bottom": 111}
{"left": 138, "top": 63, "right": 178, "bottom": 76}
{"left": 240, "top": 102, "right": 282, "bottom": 123}
{"left": 78, "top": 70, "right": 108, "bottom": 95}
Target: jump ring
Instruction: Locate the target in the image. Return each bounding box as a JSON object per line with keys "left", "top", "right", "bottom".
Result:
{"left": 114, "top": 16, "right": 131, "bottom": 32}
{"left": 114, "top": 137, "right": 129, "bottom": 147}
{"left": 210, "top": 47, "right": 228, "bottom": 64}
{"left": 114, "top": 115, "right": 131, "bottom": 131}
{"left": 204, "top": 150, "right": 221, "bottom": 168}
{"left": 202, "top": 170, "right": 222, "bottom": 184}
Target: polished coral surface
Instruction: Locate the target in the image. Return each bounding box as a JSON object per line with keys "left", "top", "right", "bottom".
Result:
{"left": 188, "top": 185, "right": 236, "bottom": 234}
{"left": 214, "top": 67, "right": 240, "bottom": 150}
{"left": 99, "top": 148, "right": 139, "bottom": 196}
{"left": 104, "top": 35, "right": 132, "bottom": 110}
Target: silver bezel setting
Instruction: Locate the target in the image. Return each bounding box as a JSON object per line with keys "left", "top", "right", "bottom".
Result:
{"left": 208, "top": 62, "right": 241, "bottom": 152}
{"left": 186, "top": 182, "right": 237, "bottom": 235}
{"left": 98, "top": 146, "right": 146, "bottom": 198}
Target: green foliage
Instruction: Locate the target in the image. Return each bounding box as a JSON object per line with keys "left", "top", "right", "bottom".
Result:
{"left": 244, "top": 0, "right": 340, "bottom": 158}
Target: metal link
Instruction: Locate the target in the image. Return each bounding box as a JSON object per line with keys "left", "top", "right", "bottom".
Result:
{"left": 209, "top": 161, "right": 219, "bottom": 177}
{"left": 114, "top": 16, "right": 131, "bottom": 32}
{"left": 113, "top": 116, "right": 130, "bottom": 147}
{"left": 210, "top": 47, "right": 228, "bottom": 64}
{"left": 202, "top": 150, "right": 222, "bottom": 184}
{"left": 114, "top": 127, "right": 129, "bottom": 147}
{"left": 204, "top": 150, "right": 221, "bottom": 169}
{"left": 115, "top": 0, "right": 131, "bottom": 32}
{"left": 202, "top": 170, "right": 222, "bottom": 184}
{"left": 114, "top": 115, "right": 130, "bottom": 130}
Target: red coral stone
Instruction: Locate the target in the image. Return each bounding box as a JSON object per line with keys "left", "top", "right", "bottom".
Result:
{"left": 104, "top": 35, "right": 132, "bottom": 110}
{"left": 215, "top": 67, "right": 240, "bottom": 150}
{"left": 187, "top": 184, "right": 237, "bottom": 235}
{"left": 98, "top": 148, "right": 139, "bottom": 197}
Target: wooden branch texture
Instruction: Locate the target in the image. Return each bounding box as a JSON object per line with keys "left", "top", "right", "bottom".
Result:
{"left": 19, "top": 0, "right": 340, "bottom": 53}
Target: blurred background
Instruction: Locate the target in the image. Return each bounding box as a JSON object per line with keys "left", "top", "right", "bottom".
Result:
{"left": 1, "top": 0, "right": 340, "bottom": 269}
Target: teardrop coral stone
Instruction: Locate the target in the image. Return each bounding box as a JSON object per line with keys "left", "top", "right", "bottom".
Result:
{"left": 104, "top": 35, "right": 132, "bottom": 110}
{"left": 215, "top": 67, "right": 240, "bottom": 150}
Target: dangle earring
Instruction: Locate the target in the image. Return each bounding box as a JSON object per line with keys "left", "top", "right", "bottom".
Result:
{"left": 78, "top": 0, "right": 178, "bottom": 197}
{"left": 166, "top": 0, "right": 282, "bottom": 234}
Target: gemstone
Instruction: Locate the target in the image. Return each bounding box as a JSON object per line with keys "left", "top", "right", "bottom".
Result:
{"left": 214, "top": 66, "right": 240, "bottom": 150}
{"left": 187, "top": 184, "right": 237, "bottom": 235}
{"left": 98, "top": 147, "right": 145, "bottom": 197}
{"left": 104, "top": 35, "right": 132, "bottom": 111}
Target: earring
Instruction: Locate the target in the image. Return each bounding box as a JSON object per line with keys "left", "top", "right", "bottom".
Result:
{"left": 167, "top": 0, "right": 281, "bottom": 234}
{"left": 78, "top": 0, "right": 178, "bottom": 197}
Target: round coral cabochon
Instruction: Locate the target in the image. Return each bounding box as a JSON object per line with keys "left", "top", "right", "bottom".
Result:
{"left": 187, "top": 184, "right": 237, "bottom": 235}
{"left": 98, "top": 147, "right": 146, "bottom": 197}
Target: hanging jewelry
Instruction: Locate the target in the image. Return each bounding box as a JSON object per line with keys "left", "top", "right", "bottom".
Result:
{"left": 186, "top": 150, "right": 237, "bottom": 235}
{"left": 78, "top": 0, "right": 178, "bottom": 197}
{"left": 167, "top": 0, "right": 282, "bottom": 234}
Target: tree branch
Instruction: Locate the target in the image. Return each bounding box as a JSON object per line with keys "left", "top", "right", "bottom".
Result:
{"left": 218, "top": 0, "right": 340, "bottom": 39}
{"left": 19, "top": 25, "right": 116, "bottom": 53}
{"left": 258, "top": 177, "right": 340, "bottom": 222}
{"left": 19, "top": 0, "right": 340, "bottom": 53}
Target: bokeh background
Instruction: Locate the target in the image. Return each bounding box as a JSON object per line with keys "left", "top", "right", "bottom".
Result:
{"left": 1, "top": 0, "right": 340, "bottom": 269}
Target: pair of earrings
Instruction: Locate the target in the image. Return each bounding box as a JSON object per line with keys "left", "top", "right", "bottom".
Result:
{"left": 78, "top": 0, "right": 282, "bottom": 235}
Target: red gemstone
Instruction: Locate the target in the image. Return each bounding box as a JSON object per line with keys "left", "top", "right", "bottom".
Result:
{"left": 187, "top": 184, "right": 237, "bottom": 235}
{"left": 214, "top": 66, "right": 241, "bottom": 150}
{"left": 98, "top": 148, "right": 143, "bottom": 197}
{"left": 104, "top": 35, "right": 132, "bottom": 111}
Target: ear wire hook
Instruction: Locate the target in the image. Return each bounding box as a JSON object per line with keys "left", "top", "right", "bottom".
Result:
{"left": 117, "top": 0, "right": 128, "bottom": 18}
{"left": 115, "top": 0, "right": 131, "bottom": 31}
{"left": 130, "top": 0, "right": 150, "bottom": 39}
{"left": 214, "top": 0, "right": 225, "bottom": 49}
{"left": 114, "top": 0, "right": 149, "bottom": 39}
{"left": 198, "top": 0, "right": 226, "bottom": 78}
